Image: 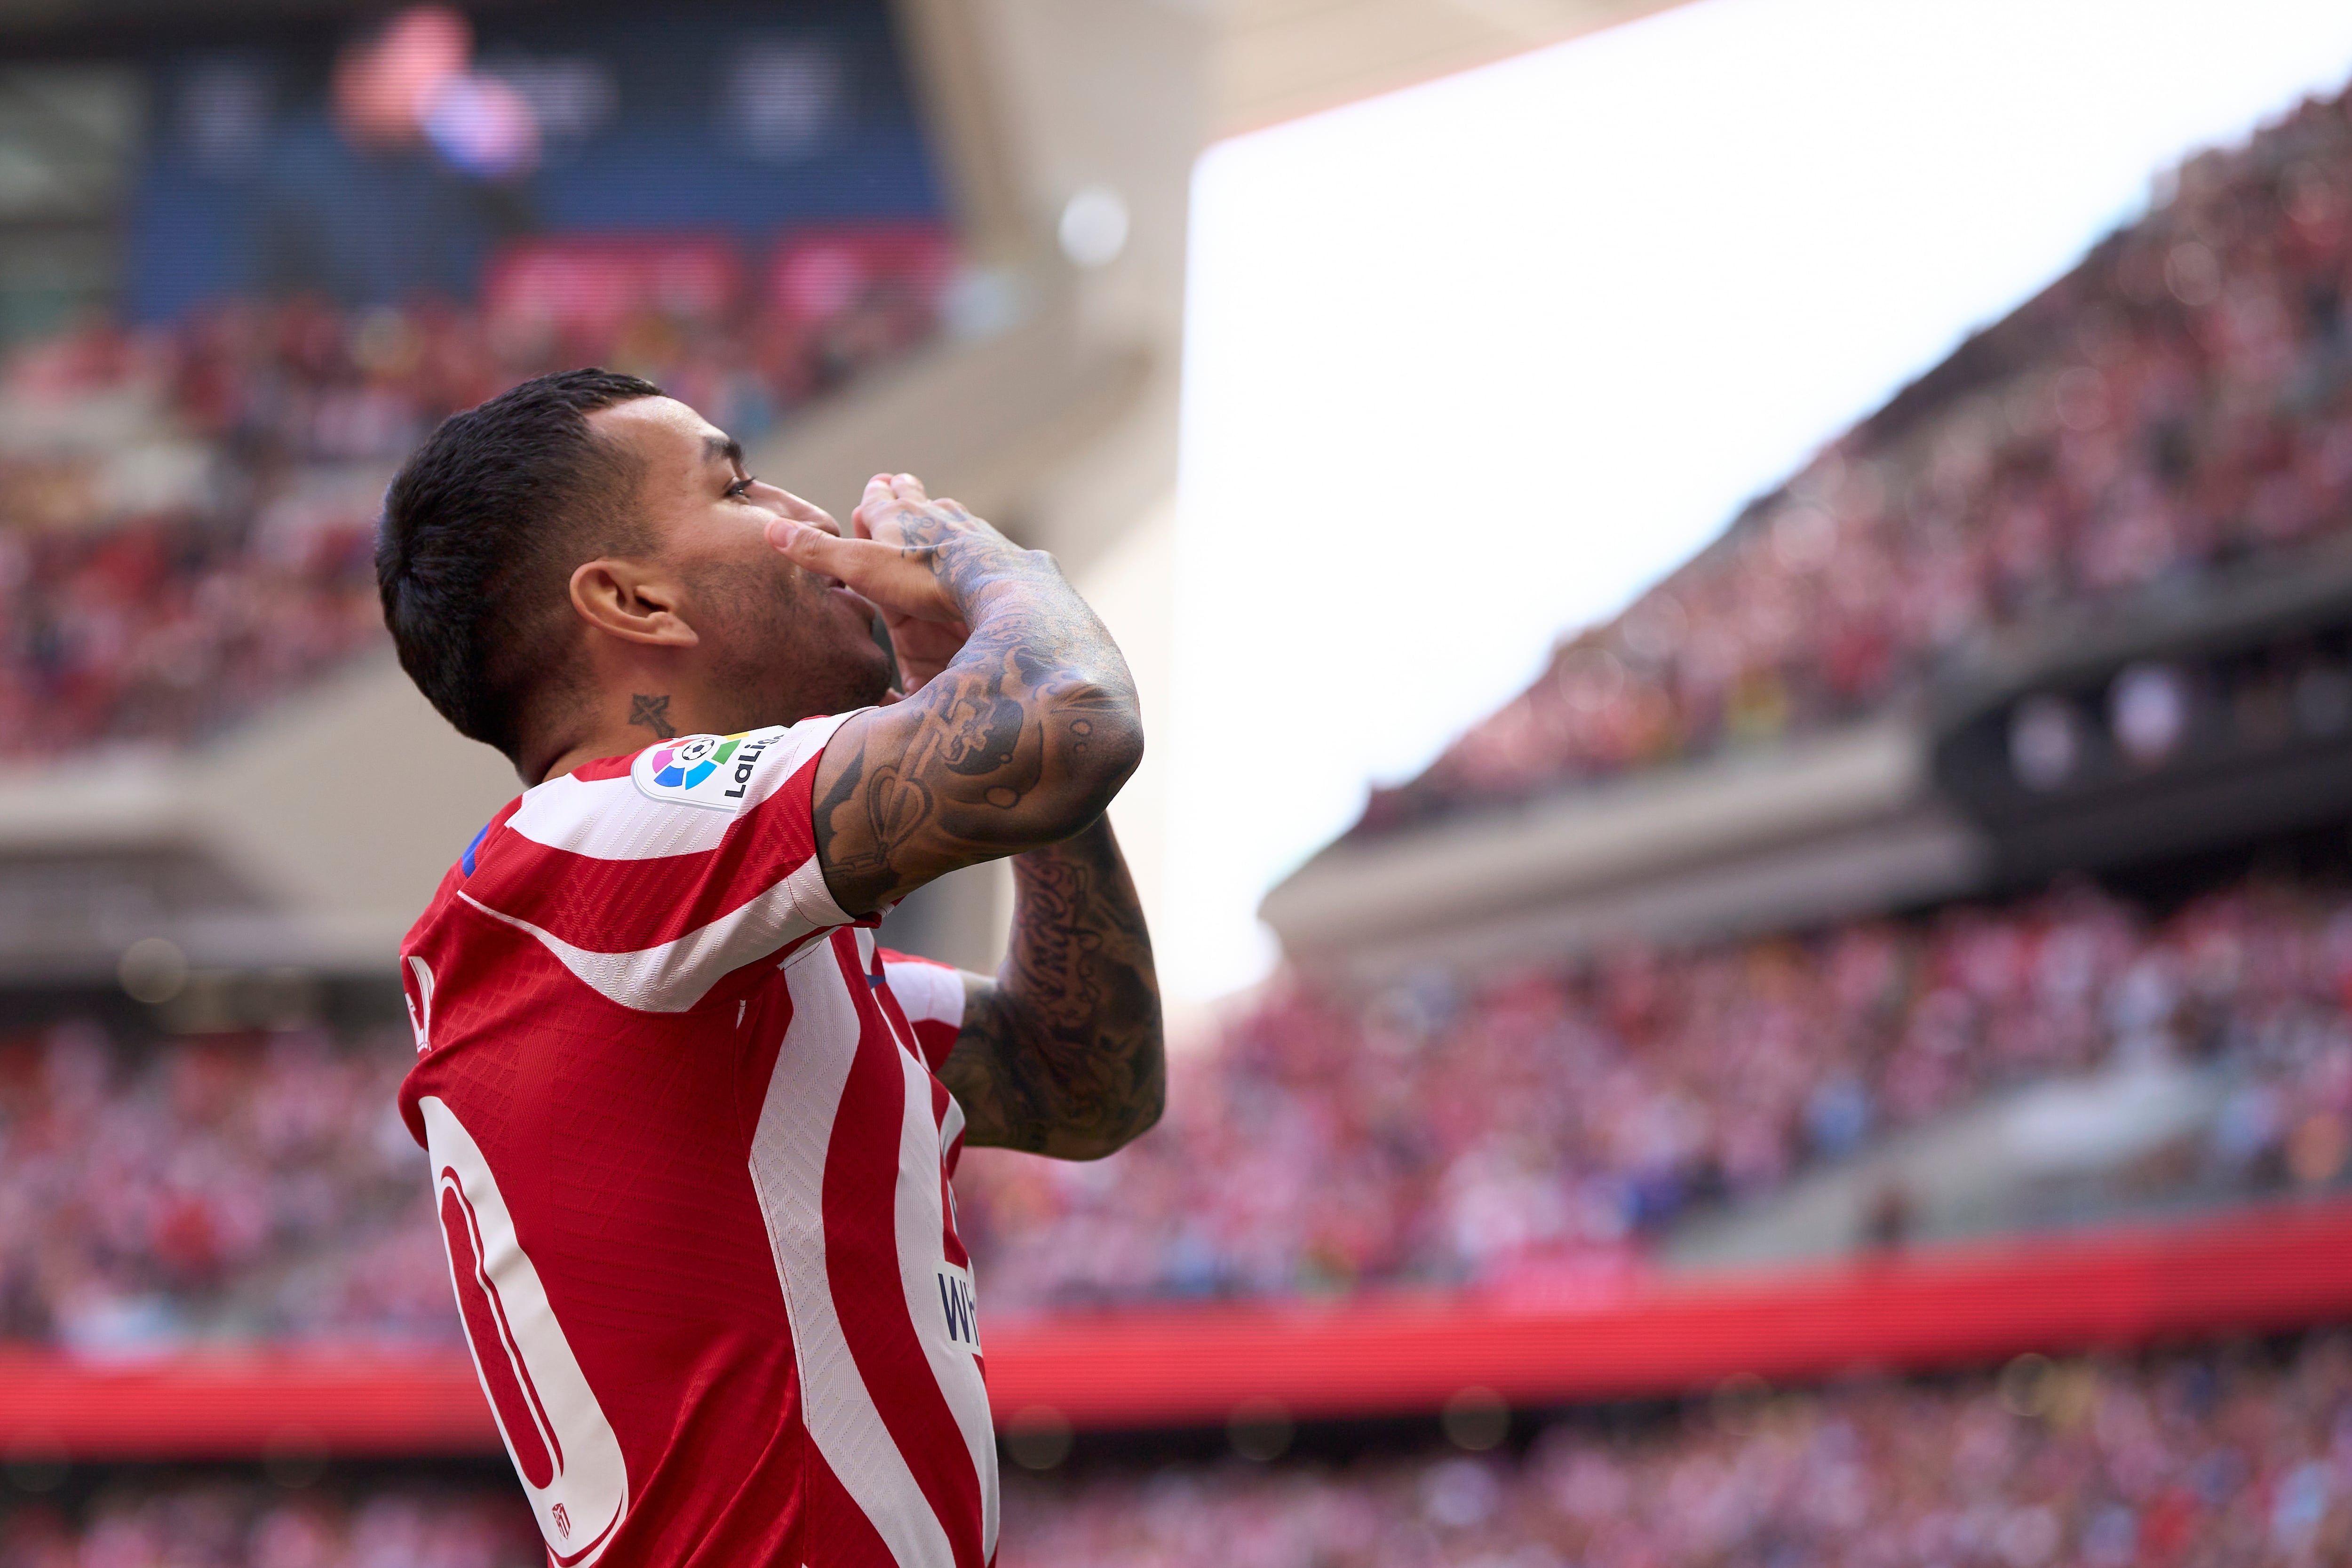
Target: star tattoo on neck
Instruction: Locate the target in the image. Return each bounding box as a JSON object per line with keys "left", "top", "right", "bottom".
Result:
{"left": 628, "top": 693, "right": 677, "bottom": 739}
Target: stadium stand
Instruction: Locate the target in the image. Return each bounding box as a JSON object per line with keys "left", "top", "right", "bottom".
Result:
{"left": 0, "top": 1012, "right": 442, "bottom": 1351}
{"left": 0, "top": 229, "right": 947, "bottom": 756}
{"left": 1352, "top": 87, "right": 2352, "bottom": 837}
{"left": 996, "top": 1335, "right": 2352, "bottom": 1568}
{"left": 13, "top": 1, "right": 2352, "bottom": 1560}
{"left": 1, "top": 859, "right": 2346, "bottom": 1347}
{"left": 6, "top": 1335, "right": 2347, "bottom": 1565}
{"left": 959, "top": 866, "right": 2352, "bottom": 1310}
{"left": 0, "top": 1478, "right": 538, "bottom": 1567}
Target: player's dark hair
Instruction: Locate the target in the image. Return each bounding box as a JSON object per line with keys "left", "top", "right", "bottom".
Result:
{"left": 378, "top": 368, "right": 663, "bottom": 763}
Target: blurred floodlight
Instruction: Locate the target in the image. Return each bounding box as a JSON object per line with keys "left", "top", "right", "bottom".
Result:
{"left": 1439, "top": 1386, "right": 1510, "bottom": 1451}
{"left": 1058, "top": 185, "right": 1130, "bottom": 269}
{"left": 1002, "top": 1406, "right": 1073, "bottom": 1471}
{"left": 424, "top": 72, "right": 538, "bottom": 177}
{"left": 118, "top": 937, "right": 188, "bottom": 1005}
{"left": 2111, "top": 663, "right": 2189, "bottom": 767}
{"left": 1226, "top": 1396, "right": 1293, "bottom": 1461}
{"left": 2010, "top": 696, "right": 2082, "bottom": 792}
{"left": 725, "top": 42, "right": 842, "bottom": 163}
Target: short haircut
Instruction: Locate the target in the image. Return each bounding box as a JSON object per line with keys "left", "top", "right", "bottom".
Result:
{"left": 378, "top": 368, "right": 663, "bottom": 761}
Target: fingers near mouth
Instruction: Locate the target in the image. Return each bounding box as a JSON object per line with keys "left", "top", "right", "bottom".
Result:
{"left": 827, "top": 582, "right": 878, "bottom": 619}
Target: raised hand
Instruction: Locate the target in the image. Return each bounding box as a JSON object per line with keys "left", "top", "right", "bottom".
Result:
{"left": 782, "top": 475, "right": 1161, "bottom": 1160}
{"left": 766, "top": 473, "right": 1011, "bottom": 692}
{"left": 789, "top": 472, "right": 1141, "bottom": 918}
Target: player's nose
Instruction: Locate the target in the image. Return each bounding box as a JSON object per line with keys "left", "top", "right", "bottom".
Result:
{"left": 761, "top": 481, "right": 842, "bottom": 536}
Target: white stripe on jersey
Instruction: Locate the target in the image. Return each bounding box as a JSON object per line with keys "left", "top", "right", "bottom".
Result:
{"left": 507, "top": 770, "right": 734, "bottom": 860}
{"left": 504, "top": 719, "right": 843, "bottom": 860}
{"left": 748, "top": 943, "right": 957, "bottom": 1568}
{"left": 879, "top": 956, "right": 965, "bottom": 1034}
{"left": 454, "top": 855, "right": 847, "bottom": 1013}
{"left": 886, "top": 1035, "right": 1000, "bottom": 1560}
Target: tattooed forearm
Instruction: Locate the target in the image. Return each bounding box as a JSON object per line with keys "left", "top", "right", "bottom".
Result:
{"left": 813, "top": 508, "right": 1142, "bottom": 915}
{"left": 945, "top": 815, "right": 1165, "bottom": 1159}
{"left": 796, "top": 480, "right": 1158, "bottom": 1157}
{"left": 628, "top": 693, "right": 677, "bottom": 739}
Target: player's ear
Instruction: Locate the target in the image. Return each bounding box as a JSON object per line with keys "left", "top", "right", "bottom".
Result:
{"left": 569, "top": 558, "right": 700, "bottom": 648}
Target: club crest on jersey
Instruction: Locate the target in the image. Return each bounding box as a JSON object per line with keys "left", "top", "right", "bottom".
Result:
{"left": 632, "top": 730, "right": 776, "bottom": 812}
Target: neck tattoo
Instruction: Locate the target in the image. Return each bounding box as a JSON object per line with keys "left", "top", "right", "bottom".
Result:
{"left": 628, "top": 693, "right": 678, "bottom": 739}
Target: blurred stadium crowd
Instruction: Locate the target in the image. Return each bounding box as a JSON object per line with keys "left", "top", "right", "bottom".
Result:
{"left": 4, "top": 862, "right": 2349, "bottom": 1345}
{"left": 1358, "top": 89, "right": 2352, "bottom": 834}
{"left": 9, "top": 45, "right": 2352, "bottom": 1568}
{"left": 958, "top": 871, "right": 2352, "bottom": 1310}
{"left": 0, "top": 227, "right": 941, "bottom": 754}
{"left": 4, "top": 1336, "right": 2345, "bottom": 1566}
{"left": 0, "top": 1018, "right": 445, "bottom": 1349}
{"left": 0, "top": 1481, "right": 537, "bottom": 1568}
{"left": 999, "top": 1337, "right": 2352, "bottom": 1568}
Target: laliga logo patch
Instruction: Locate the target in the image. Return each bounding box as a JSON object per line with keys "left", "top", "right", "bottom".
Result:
{"left": 632, "top": 730, "right": 779, "bottom": 812}
{"left": 650, "top": 735, "right": 725, "bottom": 789}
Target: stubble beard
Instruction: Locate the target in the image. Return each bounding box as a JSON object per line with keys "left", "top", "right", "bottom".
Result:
{"left": 694, "top": 562, "right": 894, "bottom": 727}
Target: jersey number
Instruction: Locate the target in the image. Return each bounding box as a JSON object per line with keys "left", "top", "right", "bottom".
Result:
{"left": 422, "top": 1096, "right": 631, "bottom": 1566}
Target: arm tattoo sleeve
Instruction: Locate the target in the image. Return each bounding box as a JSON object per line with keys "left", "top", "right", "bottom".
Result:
{"left": 812, "top": 508, "right": 1144, "bottom": 916}
{"left": 943, "top": 815, "right": 1166, "bottom": 1159}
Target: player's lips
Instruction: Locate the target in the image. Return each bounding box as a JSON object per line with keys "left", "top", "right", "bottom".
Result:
{"left": 826, "top": 581, "right": 878, "bottom": 618}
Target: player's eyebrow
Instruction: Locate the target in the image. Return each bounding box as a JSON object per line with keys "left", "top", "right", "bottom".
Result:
{"left": 702, "top": 433, "right": 745, "bottom": 470}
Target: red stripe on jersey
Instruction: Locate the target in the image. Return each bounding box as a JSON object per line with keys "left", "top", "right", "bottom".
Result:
{"left": 876, "top": 950, "right": 963, "bottom": 1071}
{"left": 799, "top": 1419, "right": 909, "bottom": 1568}
{"left": 464, "top": 753, "right": 839, "bottom": 956}
{"left": 819, "top": 938, "right": 987, "bottom": 1568}
{"left": 912, "top": 1019, "right": 960, "bottom": 1074}
{"left": 439, "top": 1182, "right": 560, "bottom": 1488}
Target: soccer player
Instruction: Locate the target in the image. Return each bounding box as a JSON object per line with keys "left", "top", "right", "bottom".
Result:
{"left": 374, "top": 369, "right": 1163, "bottom": 1568}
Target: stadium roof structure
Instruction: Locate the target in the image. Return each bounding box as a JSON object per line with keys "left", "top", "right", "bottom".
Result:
{"left": 1261, "top": 712, "right": 1983, "bottom": 981}
{"left": 1208, "top": 0, "right": 1695, "bottom": 138}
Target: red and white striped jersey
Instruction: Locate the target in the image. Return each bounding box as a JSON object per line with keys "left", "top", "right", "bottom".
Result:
{"left": 396, "top": 714, "right": 997, "bottom": 1568}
